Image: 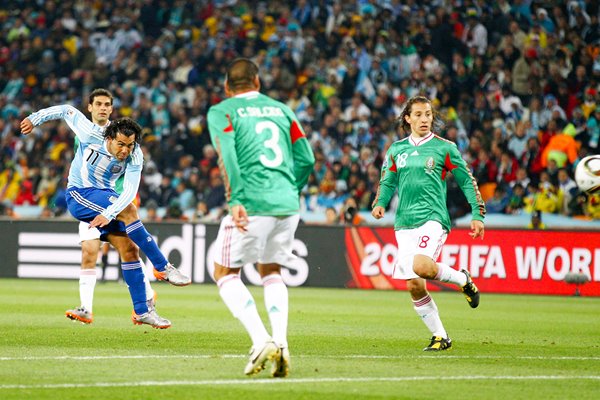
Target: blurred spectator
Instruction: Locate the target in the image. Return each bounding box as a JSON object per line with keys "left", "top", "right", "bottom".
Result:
{"left": 527, "top": 210, "right": 546, "bottom": 229}
{"left": 506, "top": 184, "right": 526, "bottom": 215}
{"left": 324, "top": 207, "right": 338, "bottom": 225}
{"left": 485, "top": 186, "right": 510, "bottom": 214}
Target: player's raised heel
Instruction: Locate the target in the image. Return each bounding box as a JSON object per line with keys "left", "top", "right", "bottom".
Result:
{"left": 244, "top": 341, "right": 280, "bottom": 376}
{"left": 423, "top": 336, "right": 452, "bottom": 351}
{"left": 65, "top": 306, "right": 93, "bottom": 324}
{"left": 131, "top": 309, "right": 171, "bottom": 329}
{"left": 153, "top": 263, "right": 191, "bottom": 286}
{"left": 271, "top": 347, "right": 290, "bottom": 378}
{"left": 460, "top": 269, "right": 480, "bottom": 308}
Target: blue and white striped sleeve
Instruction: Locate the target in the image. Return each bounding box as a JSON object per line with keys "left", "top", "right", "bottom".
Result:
{"left": 28, "top": 105, "right": 104, "bottom": 143}
{"left": 101, "top": 148, "right": 144, "bottom": 221}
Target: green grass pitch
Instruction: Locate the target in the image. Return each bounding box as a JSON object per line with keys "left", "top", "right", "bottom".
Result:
{"left": 0, "top": 278, "right": 598, "bottom": 399}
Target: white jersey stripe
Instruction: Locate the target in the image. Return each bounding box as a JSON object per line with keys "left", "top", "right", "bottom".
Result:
{"left": 69, "top": 191, "right": 105, "bottom": 213}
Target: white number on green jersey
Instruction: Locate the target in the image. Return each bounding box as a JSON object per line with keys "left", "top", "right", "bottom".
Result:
{"left": 395, "top": 153, "right": 408, "bottom": 168}
{"left": 256, "top": 121, "right": 283, "bottom": 168}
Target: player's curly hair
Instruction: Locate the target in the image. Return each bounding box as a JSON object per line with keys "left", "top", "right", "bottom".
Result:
{"left": 397, "top": 95, "right": 445, "bottom": 133}
{"left": 104, "top": 117, "right": 142, "bottom": 142}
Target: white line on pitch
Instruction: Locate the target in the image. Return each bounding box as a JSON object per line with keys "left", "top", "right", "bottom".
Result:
{"left": 1, "top": 375, "right": 600, "bottom": 390}
{"left": 1, "top": 354, "right": 599, "bottom": 361}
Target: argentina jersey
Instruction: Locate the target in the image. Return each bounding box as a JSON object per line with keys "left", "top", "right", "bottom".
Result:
{"left": 69, "top": 141, "right": 127, "bottom": 189}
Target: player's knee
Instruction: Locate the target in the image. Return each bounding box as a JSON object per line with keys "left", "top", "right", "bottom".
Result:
{"left": 412, "top": 255, "right": 435, "bottom": 278}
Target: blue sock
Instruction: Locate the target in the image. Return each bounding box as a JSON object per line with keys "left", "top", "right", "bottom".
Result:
{"left": 125, "top": 220, "right": 168, "bottom": 271}
{"left": 121, "top": 261, "right": 148, "bottom": 315}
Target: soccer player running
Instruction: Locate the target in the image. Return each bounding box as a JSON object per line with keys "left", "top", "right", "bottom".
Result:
{"left": 207, "top": 58, "right": 315, "bottom": 377}
{"left": 372, "top": 95, "right": 485, "bottom": 351}
{"left": 21, "top": 90, "right": 158, "bottom": 324}
{"left": 21, "top": 102, "right": 190, "bottom": 329}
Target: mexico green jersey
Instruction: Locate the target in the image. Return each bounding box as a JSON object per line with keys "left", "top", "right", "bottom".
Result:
{"left": 374, "top": 133, "right": 485, "bottom": 232}
{"left": 207, "top": 91, "right": 315, "bottom": 216}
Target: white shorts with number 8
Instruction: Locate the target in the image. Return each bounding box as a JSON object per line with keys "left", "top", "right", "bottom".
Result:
{"left": 392, "top": 220, "right": 448, "bottom": 280}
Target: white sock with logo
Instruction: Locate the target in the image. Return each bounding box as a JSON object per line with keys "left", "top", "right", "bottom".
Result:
{"left": 79, "top": 269, "right": 97, "bottom": 312}
{"left": 263, "top": 274, "right": 288, "bottom": 348}
{"left": 412, "top": 294, "right": 447, "bottom": 338}
{"left": 218, "top": 274, "right": 270, "bottom": 348}
{"left": 434, "top": 263, "right": 467, "bottom": 287}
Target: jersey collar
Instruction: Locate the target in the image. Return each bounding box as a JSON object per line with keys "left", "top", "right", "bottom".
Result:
{"left": 234, "top": 90, "right": 260, "bottom": 98}
{"left": 409, "top": 132, "right": 434, "bottom": 146}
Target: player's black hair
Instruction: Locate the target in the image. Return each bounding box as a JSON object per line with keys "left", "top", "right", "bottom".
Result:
{"left": 398, "top": 95, "right": 444, "bottom": 133}
{"left": 225, "top": 58, "right": 259, "bottom": 92}
{"left": 104, "top": 117, "right": 142, "bottom": 142}
{"left": 88, "top": 88, "right": 114, "bottom": 105}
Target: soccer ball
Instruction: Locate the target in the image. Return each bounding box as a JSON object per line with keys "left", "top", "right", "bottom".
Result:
{"left": 575, "top": 155, "right": 600, "bottom": 193}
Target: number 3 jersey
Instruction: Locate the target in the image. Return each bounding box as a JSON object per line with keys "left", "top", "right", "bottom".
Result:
{"left": 373, "top": 133, "right": 485, "bottom": 232}
{"left": 207, "top": 91, "right": 315, "bottom": 216}
{"left": 27, "top": 105, "right": 142, "bottom": 220}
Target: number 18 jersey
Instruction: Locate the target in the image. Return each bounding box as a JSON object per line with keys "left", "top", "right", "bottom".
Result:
{"left": 207, "top": 91, "right": 315, "bottom": 216}
{"left": 374, "top": 133, "right": 485, "bottom": 232}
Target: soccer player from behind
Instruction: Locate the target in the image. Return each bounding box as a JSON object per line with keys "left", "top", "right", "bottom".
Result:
{"left": 21, "top": 113, "right": 190, "bottom": 329}
{"left": 207, "top": 58, "right": 315, "bottom": 377}
{"left": 372, "top": 95, "right": 485, "bottom": 351}
{"left": 21, "top": 89, "right": 157, "bottom": 325}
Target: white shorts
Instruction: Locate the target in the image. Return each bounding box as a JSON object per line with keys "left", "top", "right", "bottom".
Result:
{"left": 78, "top": 221, "right": 101, "bottom": 245}
{"left": 213, "top": 214, "right": 300, "bottom": 268}
{"left": 392, "top": 220, "right": 448, "bottom": 280}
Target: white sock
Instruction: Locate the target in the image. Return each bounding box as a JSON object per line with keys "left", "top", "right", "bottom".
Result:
{"left": 218, "top": 275, "right": 270, "bottom": 348}
{"left": 140, "top": 260, "right": 155, "bottom": 301}
{"left": 79, "top": 269, "right": 97, "bottom": 312}
{"left": 263, "top": 274, "right": 288, "bottom": 348}
{"left": 435, "top": 263, "right": 467, "bottom": 287}
{"left": 412, "top": 294, "right": 447, "bottom": 338}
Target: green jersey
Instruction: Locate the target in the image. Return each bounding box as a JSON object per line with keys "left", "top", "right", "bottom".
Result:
{"left": 207, "top": 91, "right": 315, "bottom": 216}
{"left": 374, "top": 133, "right": 485, "bottom": 232}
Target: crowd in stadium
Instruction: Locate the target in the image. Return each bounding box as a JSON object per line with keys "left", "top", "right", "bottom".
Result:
{"left": 0, "top": 0, "right": 599, "bottom": 223}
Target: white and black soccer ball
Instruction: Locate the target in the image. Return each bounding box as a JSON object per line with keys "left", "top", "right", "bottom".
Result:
{"left": 575, "top": 155, "right": 600, "bottom": 193}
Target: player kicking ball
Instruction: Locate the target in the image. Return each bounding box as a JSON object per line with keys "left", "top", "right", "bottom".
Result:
{"left": 21, "top": 111, "right": 190, "bottom": 329}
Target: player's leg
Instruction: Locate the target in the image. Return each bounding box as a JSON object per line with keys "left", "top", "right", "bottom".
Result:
{"left": 411, "top": 221, "right": 479, "bottom": 308}
{"left": 406, "top": 278, "right": 452, "bottom": 351}
{"left": 257, "top": 214, "right": 300, "bottom": 378}
{"left": 108, "top": 233, "right": 170, "bottom": 329}
{"left": 116, "top": 203, "right": 190, "bottom": 286}
{"left": 393, "top": 227, "right": 450, "bottom": 351}
{"left": 213, "top": 215, "right": 278, "bottom": 376}
{"left": 66, "top": 222, "right": 101, "bottom": 324}
{"left": 100, "top": 242, "right": 109, "bottom": 281}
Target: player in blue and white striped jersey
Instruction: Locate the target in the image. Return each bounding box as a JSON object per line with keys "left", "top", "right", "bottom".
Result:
{"left": 21, "top": 89, "right": 158, "bottom": 325}
{"left": 21, "top": 99, "right": 191, "bottom": 328}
